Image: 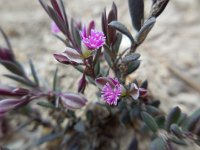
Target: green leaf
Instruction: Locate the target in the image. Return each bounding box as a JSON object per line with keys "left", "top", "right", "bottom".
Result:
{"left": 141, "top": 112, "right": 159, "bottom": 133}
{"left": 150, "top": 137, "right": 166, "bottom": 150}
{"left": 71, "top": 18, "right": 81, "bottom": 48}
{"left": 109, "top": 21, "right": 134, "bottom": 43}
{"left": 37, "top": 101, "right": 55, "bottom": 109}
{"left": 4, "top": 74, "right": 36, "bottom": 87}
{"left": 146, "top": 105, "right": 160, "bottom": 116}
{"left": 53, "top": 67, "right": 58, "bottom": 91}
{"left": 104, "top": 49, "right": 113, "bottom": 68}
{"left": 112, "top": 32, "right": 122, "bottom": 55}
{"left": 155, "top": 115, "right": 165, "bottom": 129}
{"left": 182, "top": 108, "right": 200, "bottom": 131}
{"left": 120, "top": 109, "right": 130, "bottom": 125}
{"left": 135, "top": 17, "right": 156, "bottom": 44}
{"left": 170, "top": 124, "right": 183, "bottom": 139}
{"left": 86, "top": 110, "right": 93, "bottom": 124}
{"left": 128, "top": 0, "right": 144, "bottom": 31}
{"left": 165, "top": 106, "right": 181, "bottom": 131}
{"left": 94, "top": 61, "right": 100, "bottom": 76}
{"left": 29, "top": 59, "right": 39, "bottom": 86}
{"left": 74, "top": 65, "right": 84, "bottom": 73}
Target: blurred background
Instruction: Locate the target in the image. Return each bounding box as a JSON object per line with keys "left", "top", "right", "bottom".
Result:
{"left": 0, "top": 0, "right": 200, "bottom": 149}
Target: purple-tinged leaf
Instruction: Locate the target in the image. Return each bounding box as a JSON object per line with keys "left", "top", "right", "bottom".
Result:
{"left": 47, "top": 6, "right": 68, "bottom": 35}
{"left": 60, "top": 92, "right": 87, "bottom": 110}
{"left": 95, "top": 77, "right": 116, "bottom": 89}
{"left": 78, "top": 74, "right": 87, "bottom": 93}
{"left": 54, "top": 47, "right": 83, "bottom": 65}
{"left": 0, "top": 86, "right": 28, "bottom": 97}
{"left": 0, "top": 96, "right": 29, "bottom": 116}
{"left": 50, "top": 0, "right": 64, "bottom": 21}
{"left": 109, "top": 21, "right": 134, "bottom": 43}
{"left": 107, "top": 10, "right": 117, "bottom": 45}
{"left": 128, "top": 0, "right": 144, "bottom": 31}
{"left": 12, "top": 88, "right": 29, "bottom": 96}
{"left": 58, "top": 0, "right": 69, "bottom": 30}
{"left": 112, "top": 2, "right": 118, "bottom": 19}
{"left": 0, "top": 48, "right": 15, "bottom": 62}
{"left": 101, "top": 9, "right": 107, "bottom": 39}
{"left": 87, "top": 20, "right": 95, "bottom": 36}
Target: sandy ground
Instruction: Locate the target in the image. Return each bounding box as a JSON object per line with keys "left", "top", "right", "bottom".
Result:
{"left": 0, "top": 0, "right": 200, "bottom": 149}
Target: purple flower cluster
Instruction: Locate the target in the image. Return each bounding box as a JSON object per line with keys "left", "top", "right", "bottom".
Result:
{"left": 95, "top": 77, "right": 122, "bottom": 106}
{"left": 80, "top": 27, "right": 106, "bottom": 50}
{"left": 101, "top": 79, "right": 121, "bottom": 105}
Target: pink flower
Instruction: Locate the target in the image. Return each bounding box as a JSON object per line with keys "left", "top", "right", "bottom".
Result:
{"left": 129, "top": 83, "right": 148, "bottom": 100}
{"left": 95, "top": 77, "right": 121, "bottom": 105}
{"left": 80, "top": 26, "right": 106, "bottom": 50}
{"left": 51, "top": 22, "right": 60, "bottom": 33}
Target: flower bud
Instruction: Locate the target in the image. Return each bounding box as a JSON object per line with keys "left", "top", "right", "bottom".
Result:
{"left": 0, "top": 47, "right": 15, "bottom": 62}
{"left": 60, "top": 92, "right": 87, "bottom": 110}
{"left": 0, "top": 96, "right": 29, "bottom": 117}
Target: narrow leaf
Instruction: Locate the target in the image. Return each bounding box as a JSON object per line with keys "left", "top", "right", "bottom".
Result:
{"left": 151, "top": 0, "right": 169, "bottom": 17}
{"left": 109, "top": 21, "right": 134, "bottom": 43}
{"left": 128, "top": 0, "right": 144, "bottom": 31}
{"left": 37, "top": 101, "right": 55, "bottom": 109}
{"left": 58, "top": 0, "right": 69, "bottom": 30}
{"left": 0, "top": 60, "right": 25, "bottom": 76}
{"left": 0, "top": 27, "right": 12, "bottom": 51}
{"left": 135, "top": 17, "right": 156, "bottom": 44}
{"left": 53, "top": 67, "right": 58, "bottom": 91}
{"left": 29, "top": 59, "right": 39, "bottom": 86}
{"left": 4, "top": 74, "right": 36, "bottom": 87}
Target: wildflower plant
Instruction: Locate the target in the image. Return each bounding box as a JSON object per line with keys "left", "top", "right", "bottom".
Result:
{"left": 0, "top": 0, "right": 200, "bottom": 149}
